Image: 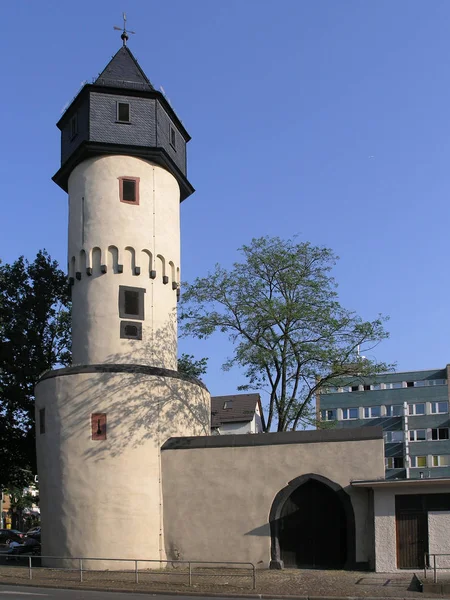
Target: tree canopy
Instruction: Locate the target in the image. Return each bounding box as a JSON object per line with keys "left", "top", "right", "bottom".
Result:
{"left": 180, "top": 236, "right": 393, "bottom": 432}
{"left": 0, "top": 251, "right": 71, "bottom": 489}
{"left": 177, "top": 353, "right": 208, "bottom": 380}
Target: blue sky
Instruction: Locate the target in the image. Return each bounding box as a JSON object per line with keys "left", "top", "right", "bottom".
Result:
{"left": 2, "top": 1, "right": 450, "bottom": 398}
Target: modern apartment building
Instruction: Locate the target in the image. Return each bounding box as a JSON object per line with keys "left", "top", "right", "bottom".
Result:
{"left": 318, "top": 366, "right": 450, "bottom": 479}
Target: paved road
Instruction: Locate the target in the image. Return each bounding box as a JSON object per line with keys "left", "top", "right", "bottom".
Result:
{"left": 0, "top": 587, "right": 242, "bottom": 600}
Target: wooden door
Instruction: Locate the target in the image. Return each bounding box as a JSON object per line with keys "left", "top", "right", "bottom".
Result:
{"left": 396, "top": 511, "right": 428, "bottom": 568}
{"left": 279, "top": 479, "right": 347, "bottom": 568}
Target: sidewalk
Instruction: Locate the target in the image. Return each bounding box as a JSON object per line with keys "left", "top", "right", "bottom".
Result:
{"left": 0, "top": 564, "right": 425, "bottom": 598}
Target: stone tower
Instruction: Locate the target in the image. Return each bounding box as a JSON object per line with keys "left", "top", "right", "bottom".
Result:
{"left": 35, "top": 42, "right": 210, "bottom": 565}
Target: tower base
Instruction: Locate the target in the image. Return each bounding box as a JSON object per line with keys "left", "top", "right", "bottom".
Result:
{"left": 35, "top": 364, "right": 210, "bottom": 568}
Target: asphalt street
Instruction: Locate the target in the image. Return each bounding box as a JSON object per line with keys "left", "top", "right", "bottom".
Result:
{"left": 0, "top": 588, "right": 236, "bottom": 600}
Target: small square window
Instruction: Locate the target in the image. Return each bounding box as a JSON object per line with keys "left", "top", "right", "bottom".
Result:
{"left": 411, "top": 456, "right": 427, "bottom": 468}
{"left": 39, "top": 408, "right": 45, "bottom": 435}
{"left": 364, "top": 406, "right": 381, "bottom": 419}
{"left": 117, "top": 102, "right": 130, "bottom": 122}
{"left": 120, "top": 320, "right": 142, "bottom": 340}
{"left": 92, "top": 413, "right": 107, "bottom": 440}
{"left": 342, "top": 407, "right": 358, "bottom": 420}
{"left": 432, "top": 428, "right": 449, "bottom": 441}
{"left": 119, "top": 177, "right": 140, "bottom": 205}
{"left": 431, "top": 401, "right": 448, "bottom": 414}
{"left": 384, "top": 431, "right": 403, "bottom": 443}
{"left": 119, "top": 286, "right": 145, "bottom": 320}
{"left": 385, "top": 457, "right": 404, "bottom": 469}
{"left": 351, "top": 385, "right": 359, "bottom": 392}
{"left": 364, "top": 385, "right": 371, "bottom": 391}
{"left": 223, "top": 401, "right": 233, "bottom": 409}
{"left": 385, "top": 404, "right": 403, "bottom": 417}
{"left": 321, "top": 409, "right": 336, "bottom": 421}
{"left": 409, "top": 403, "right": 425, "bottom": 416}
{"left": 70, "top": 114, "right": 78, "bottom": 140}
{"left": 409, "top": 429, "right": 426, "bottom": 442}
{"left": 406, "top": 381, "right": 414, "bottom": 388}
{"left": 169, "top": 125, "right": 176, "bottom": 150}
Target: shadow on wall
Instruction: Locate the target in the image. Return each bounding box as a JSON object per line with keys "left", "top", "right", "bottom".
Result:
{"left": 39, "top": 312, "right": 210, "bottom": 462}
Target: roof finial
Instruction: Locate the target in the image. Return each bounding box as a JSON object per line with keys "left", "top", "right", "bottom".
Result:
{"left": 113, "top": 12, "right": 135, "bottom": 47}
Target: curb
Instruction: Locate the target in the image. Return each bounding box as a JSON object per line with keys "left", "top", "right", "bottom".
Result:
{"left": 0, "top": 581, "right": 445, "bottom": 600}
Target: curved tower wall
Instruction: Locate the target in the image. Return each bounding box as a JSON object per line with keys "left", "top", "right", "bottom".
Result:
{"left": 68, "top": 155, "right": 180, "bottom": 369}
{"left": 36, "top": 369, "right": 210, "bottom": 566}
{"left": 35, "top": 44, "right": 211, "bottom": 567}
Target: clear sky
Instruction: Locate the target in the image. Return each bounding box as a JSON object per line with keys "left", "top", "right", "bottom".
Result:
{"left": 1, "top": 1, "right": 450, "bottom": 398}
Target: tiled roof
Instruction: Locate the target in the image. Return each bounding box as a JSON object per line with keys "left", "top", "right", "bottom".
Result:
{"left": 94, "top": 46, "right": 154, "bottom": 91}
{"left": 211, "top": 394, "right": 260, "bottom": 428}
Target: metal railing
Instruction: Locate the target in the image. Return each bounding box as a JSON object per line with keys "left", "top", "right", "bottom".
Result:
{"left": 424, "top": 553, "right": 450, "bottom": 583}
{"left": 20, "top": 556, "right": 256, "bottom": 590}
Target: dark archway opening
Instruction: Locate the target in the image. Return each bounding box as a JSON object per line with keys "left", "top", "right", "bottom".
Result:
{"left": 270, "top": 474, "right": 356, "bottom": 570}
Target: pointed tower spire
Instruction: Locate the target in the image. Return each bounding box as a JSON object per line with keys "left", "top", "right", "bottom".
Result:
{"left": 95, "top": 46, "right": 154, "bottom": 90}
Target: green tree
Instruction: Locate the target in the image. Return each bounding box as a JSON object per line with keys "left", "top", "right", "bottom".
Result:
{"left": 177, "top": 353, "right": 208, "bottom": 380}
{"left": 180, "top": 236, "right": 393, "bottom": 432}
{"left": 0, "top": 251, "right": 71, "bottom": 489}
{"left": 6, "top": 487, "right": 39, "bottom": 531}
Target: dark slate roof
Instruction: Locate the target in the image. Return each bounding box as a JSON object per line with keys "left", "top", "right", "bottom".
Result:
{"left": 162, "top": 426, "right": 384, "bottom": 450}
{"left": 211, "top": 394, "right": 260, "bottom": 428}
{"left": 95, "top": 46, "right": 154, "bottom": 91}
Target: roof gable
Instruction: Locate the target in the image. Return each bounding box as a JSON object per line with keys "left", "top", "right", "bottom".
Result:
{"left": 95, "top": 46, "right": 154, "bottom": 91}
{"left": 211, "top": 394, "right": 260, "bottom": 428}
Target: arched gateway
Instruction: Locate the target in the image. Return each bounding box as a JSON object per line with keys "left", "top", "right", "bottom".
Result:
{"left": 269, "top": 474, "right": 356, "bottom": 569}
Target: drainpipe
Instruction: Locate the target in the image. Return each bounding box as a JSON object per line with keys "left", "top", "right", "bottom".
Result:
{"left": 403, "top": 401, "right": 410, "bottom": 479}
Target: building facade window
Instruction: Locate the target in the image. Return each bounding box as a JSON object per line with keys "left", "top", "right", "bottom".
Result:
{"left": 430, "top": 401, "right": 448, "bottom": 414}
{"left": 385, "top": 382, "right": 403, "bottom": 390}
{"left": 409, "top": 403, "right": 425, "bottom": 416}
{"left": 364, "top": 406, "right": 381, "bottom": 418}
{"left": 91, "top": 413, "right": 107, "bottom": 440}
{"left": 384, "top": 431, "right": 403, "bottom": 443}
{"left": 118, "top": 176, "right": 140, "bottom": 204}
{"left": 385, "top": 457, "right": 404, "bottom": 469}
{"left": 385, "top": 404, "right": 403, "bottom": 417}
{"left": 409, "top": 429, "right": 426, "bottom": 442}
{"left": 431, "top": 428, "right": 449, "bottom": 441}
{"left": 119, "top": 286, "right": 145, "bottom": 320}
{"left": 411, "top": 456, "right": 427, "bottom": 468}
{"left": 320, "top": 409, "right": 336, "bottom": 421}
{"left": 342, "top": 407, "right": 358, "bottom": 420}
{"left": 117, "top": 102, "right": 130, "bottom": 123}
{"left": 429, "top": 379, "right": 447, "bottom": 386}
{"left": 432, "top": 455, "right": 450, "bottom": 467}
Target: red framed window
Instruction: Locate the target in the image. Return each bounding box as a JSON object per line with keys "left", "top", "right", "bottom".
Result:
{"left": 118, "top": 177, "right": 140, "bottom": 205}
{"left": 92, "top": 413, "right": 107, "bottom": 440}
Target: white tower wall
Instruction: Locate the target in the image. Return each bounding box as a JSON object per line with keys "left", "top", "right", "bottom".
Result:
{"left": 36, "top": 370, "right": 210, "bottom": 567}
{"left": 36, "top": 154, "right": 211, "bottom": 566}
{"left": 68, "top": 155, "right": 180, "bottom": 369}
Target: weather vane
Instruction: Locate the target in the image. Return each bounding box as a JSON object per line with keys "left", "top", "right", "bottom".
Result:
{"left": 114, "top": 12, "right": 135, "bottom": 46}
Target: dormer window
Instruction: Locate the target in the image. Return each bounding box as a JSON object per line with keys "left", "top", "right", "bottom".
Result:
{"left": 119, "top": 176, "right": 140, "bottom": 205}
{"left": 117, "top": 102, "right": 130, "bottom": 123}
{"left": 70, "top": 114, "right": 78, "bottom": 140}
{"left": 223, "top": 401, "right": 233, "bottom": 409}
{"left": 169, "top": 124, "right": 176, "bottom": 150}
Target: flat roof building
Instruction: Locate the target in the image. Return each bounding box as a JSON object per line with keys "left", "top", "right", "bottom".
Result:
{"left": 318, "top": 365, "right": 450, "bottom": 479}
